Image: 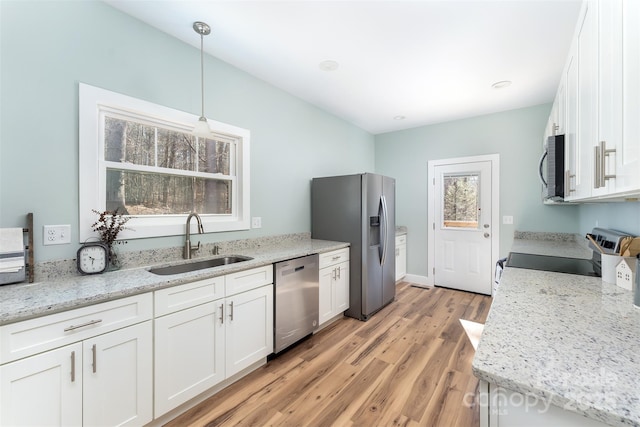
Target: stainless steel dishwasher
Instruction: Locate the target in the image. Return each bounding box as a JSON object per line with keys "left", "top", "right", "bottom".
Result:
{"left": 273, "top": 254, "right": 319, "bottom": 354}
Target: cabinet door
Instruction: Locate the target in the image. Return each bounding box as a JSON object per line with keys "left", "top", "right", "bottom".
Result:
{"left": 575, "top": 0, "right": 598, "bottom": 199}
{"left": 0, "top": 343, "right": 82, "bottom": 427}
{"left": 83, "top": 321, "right": 152, "bottom": 427}
{"left": 619, "top": 0, "right": 640, "bottom": 193}
{"left": 493, "top": 386, "right": 610, "bottom": 427}
{"left": 319, "top": 267, "right": 335, "bottom": 325}
{"left": 555, "top": 75, "right": 567, "bottom": 136}
{"left": 592, "top": 0, "right": 623, "bottom": 197}
{"left": 396, "top": 244, "right": 407, "bottom": 281}
{"left": 565, "top": 44, "right": 578, "bottom": 199}
{"left": 154, "top": 301, "right": 225, "bottom": 417}
{"left": 225, "top": 285, "right": 273, "bottom": 377}
{"left": 335, "top": 261, "right": 350, "bottom": 313}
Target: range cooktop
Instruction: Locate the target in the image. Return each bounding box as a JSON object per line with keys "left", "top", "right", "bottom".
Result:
{"left": 507, "top": 252, "right": 601, "bottom": 277}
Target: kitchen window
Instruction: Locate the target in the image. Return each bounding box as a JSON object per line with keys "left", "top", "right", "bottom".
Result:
{"left": 79, "top": 83, "right": 250, "bottom": 241}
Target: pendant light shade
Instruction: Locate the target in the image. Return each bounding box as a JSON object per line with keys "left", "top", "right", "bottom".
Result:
{"left": 193, "top": 21, "right": 212, "bottom": 138}
{"left": 193, "top": 117, "right": 212, "bottom": 138}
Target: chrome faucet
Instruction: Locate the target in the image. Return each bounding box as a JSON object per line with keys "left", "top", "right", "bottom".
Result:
{"left": 184, "top": 212, "right": 204, "bottom": 259}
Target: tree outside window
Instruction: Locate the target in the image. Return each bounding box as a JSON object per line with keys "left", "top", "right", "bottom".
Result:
{"left": 443, "top": 173, "right": 480, "bottom": 229}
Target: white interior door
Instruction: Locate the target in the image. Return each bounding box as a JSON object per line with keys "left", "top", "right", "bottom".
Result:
{"left": 433, "top": 160, "right": 493, "bottom": 295}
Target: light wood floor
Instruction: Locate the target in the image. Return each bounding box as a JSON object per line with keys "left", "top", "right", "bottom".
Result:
{"left": 165, "top": 282, "right": 492, "bottom": 427}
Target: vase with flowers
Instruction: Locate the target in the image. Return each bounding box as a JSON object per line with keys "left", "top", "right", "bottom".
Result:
{"left": 91, "top": 208, "right": 131, "bottom": 270}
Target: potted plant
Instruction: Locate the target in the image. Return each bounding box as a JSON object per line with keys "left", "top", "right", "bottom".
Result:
{"left": 91, "top": 208, "right": 131, "bottom": 269}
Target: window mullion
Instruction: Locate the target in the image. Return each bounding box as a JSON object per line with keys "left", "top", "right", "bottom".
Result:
{"left": 154, "top": 127, "right": 158, "bottom": 167}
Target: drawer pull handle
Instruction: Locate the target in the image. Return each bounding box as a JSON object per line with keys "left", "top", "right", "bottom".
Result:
{"left": 92, "top": 344, "right": 97, "bottom": 373}
{"left": 332, "top": 256, "right": 341, "bottom": 261}
{"left": 64, "top": 319, "right": 102, "bottom": 332}
{"left": 70, "top": 351, "right": 76, "bottom": 382}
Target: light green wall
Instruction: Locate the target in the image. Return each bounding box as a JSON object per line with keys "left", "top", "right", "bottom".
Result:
{"left": 578, "top": 202, "right": 640, "bottom": 236}
{"left": 0, "top": 0, "right": 374, "bottom": 262}
{"left": 4, "top": 2, "right": 636, "bottom": 269}
{"left": 374, "top": 105, "right": 581, "bottom": 278}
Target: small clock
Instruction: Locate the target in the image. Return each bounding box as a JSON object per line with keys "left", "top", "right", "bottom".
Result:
{"left": 77, "top": 242, "right": 110, "bottom": 275}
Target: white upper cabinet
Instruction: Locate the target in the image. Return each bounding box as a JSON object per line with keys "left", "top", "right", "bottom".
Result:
{"left": 618, "top": 0, "right": 640, "bottom": 195}
{"left": 564, "top": 40, "right": 578, "bottom": 199}
{"left": 568, "top": 0, "right": 598, "bottom": 200}
{"left": 592, "top": 0, "right": 623, "bottom": 197}
{"left": 560, "top": 0, "right": 640, "bottom": 201}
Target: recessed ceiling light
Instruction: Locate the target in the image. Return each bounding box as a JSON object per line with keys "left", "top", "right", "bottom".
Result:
{"left": 319, "top": 60, "right": 339, "bottom": 72}
{"left": 393, "top": 115, "right": 406, "bottom": 121}
{"left": 491, "top": 80, "right": 512, "bottom": 89}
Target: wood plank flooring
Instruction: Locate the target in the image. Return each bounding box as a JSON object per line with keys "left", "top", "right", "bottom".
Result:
{"left": 165, "top": 282, "right": 492, "bottom": 427}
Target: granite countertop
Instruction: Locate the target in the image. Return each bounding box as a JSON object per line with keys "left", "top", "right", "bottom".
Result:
{"left": 396, "top": 226, "right": 407, "bottom": 236}
{"left": 473, "top": 235, "right": 640, "bottom": 427}
{"left": 0, "top": 239, "right": 348, "bottom": 326}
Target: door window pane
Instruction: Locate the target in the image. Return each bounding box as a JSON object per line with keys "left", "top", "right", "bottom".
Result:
{"left": 442, "top": 173, "right": 480, "bottom": 229}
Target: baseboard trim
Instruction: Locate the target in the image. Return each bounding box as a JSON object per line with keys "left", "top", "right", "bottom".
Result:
{"left": 403, "top": 274, "right": 430, "bottom": 287}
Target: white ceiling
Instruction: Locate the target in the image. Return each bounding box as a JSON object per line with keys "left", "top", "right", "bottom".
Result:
{"left": 104, "top": 0, "right": 582, "bottom": 135}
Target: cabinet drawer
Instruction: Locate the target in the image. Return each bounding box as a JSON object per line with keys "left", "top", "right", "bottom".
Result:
{"left": 155, "top": 276, "right": 224, "bottom": 317}
{"left": 225, "top": 265, "right": 273, "bottom": 296}
{"left": 0, "top": 293, "right": 152, "bottom": 364}
{"left": 319, "top": 248, "right": 350, "bottom": 269}
{"left": 396, "top": 235, "right": 406, "bottom": 245}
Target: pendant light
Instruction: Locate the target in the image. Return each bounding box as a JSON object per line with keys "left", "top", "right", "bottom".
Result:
{"left": 192, "top": 21, "right": 213, "bottom": 138}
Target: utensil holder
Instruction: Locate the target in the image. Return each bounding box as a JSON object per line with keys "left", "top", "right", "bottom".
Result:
{"left": 635, "top": 256, "right": 640, "bottom": 308}
{"left": 601, "top": 253, "right": 622, "bottom": 284}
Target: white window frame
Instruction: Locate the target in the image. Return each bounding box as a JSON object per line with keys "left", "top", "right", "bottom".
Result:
{"left": 79, "top": 83, "right": 250, "bottom": 242}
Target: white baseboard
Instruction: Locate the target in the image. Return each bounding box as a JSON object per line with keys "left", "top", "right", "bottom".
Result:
{"left": 402, "top": 274, "right": 430, "bottom": 287}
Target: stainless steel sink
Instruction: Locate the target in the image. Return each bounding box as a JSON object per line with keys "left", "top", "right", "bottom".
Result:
{"left": 148, "top": 255, "right": 253, "bottom": 275}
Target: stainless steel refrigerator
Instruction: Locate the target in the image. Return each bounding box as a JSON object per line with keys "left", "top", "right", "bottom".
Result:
{"left": 311, "top": 173, "right": 395, "bottom": 321}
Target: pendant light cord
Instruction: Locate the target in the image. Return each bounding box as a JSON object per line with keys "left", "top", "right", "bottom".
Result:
{"left": 200, "top": 32, "right": 205, "bottom": 118}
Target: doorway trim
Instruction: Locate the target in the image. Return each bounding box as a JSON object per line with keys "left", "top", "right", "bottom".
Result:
{"left": 426, "top": 154, "right": 500, "bottom": 292}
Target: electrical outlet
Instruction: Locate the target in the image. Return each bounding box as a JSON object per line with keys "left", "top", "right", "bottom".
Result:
{"left": 502, "top": 215, "right": 514, "bottom": 225}
{"left": 251, "top": 217, "right": 262, "bottom": 228}
{"left": 43, "top": 225, "right": 71, "bottom": 245}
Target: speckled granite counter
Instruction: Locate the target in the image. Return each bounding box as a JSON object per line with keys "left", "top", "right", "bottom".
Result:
{"left": 511, "top": 232, "right": 593, "bottom": 259}
{"left": 396, "top": 226, "right": 407, "bottom": 236}
{"left": 473, "top": 236, "right": 640, "bottom": 427}
{"left": 0, "top": 239, "right": 348, "bottom": 326}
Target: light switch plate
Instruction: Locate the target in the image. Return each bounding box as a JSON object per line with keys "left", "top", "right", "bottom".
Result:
{"left": 252, "top": 217, "right": 262, "bottom": 228}
{"left": 43, "top": 225, "right": 71, "bottom": 245}
{"left": 502, "top": 215, "right": 514, "bottom": 225}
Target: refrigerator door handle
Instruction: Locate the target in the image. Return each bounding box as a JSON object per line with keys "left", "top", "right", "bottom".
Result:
{"left": 380, "top": 195, "right": 389, "bottom": 266}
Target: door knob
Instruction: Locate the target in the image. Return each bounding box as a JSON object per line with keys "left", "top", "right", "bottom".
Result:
{"left": 483, "top": 224, "right": 490, "bottom": 228}
{"left": 484, "top": 232, "right": 490, "bottom": 238}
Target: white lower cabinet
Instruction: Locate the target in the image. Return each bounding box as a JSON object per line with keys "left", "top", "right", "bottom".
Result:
{"left": 1, "top": 265, "right": 275, "bottom": 425}
{"left": 0, "top": 343, "right": 83, "bottom": 426}
{"left": 480, "top": 381, "right": 610, "bottom": 427}
{"left": 395, "top": 234, "right": 407, "bottom": 281}
{"left": 154, "top": 301, "right": 225, "bottom": 417}
{"left": 0, "top": 318, "right": 153, "bottom": 427}
{"left": 82, "top": 321, "right": 153, "bottom": 426}
{"left": 153, "top": 266, "right": 273, "bottom": 417}
{"left": 225, "top": 284, "right": 273, "bottom": 377}
{"left": 319, "top": 248, "right": 350, "bottom": 325}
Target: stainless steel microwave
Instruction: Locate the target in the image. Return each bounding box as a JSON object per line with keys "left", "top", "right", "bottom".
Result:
{"left": 539, "top": 134, "right": 565, "bottom": 200}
